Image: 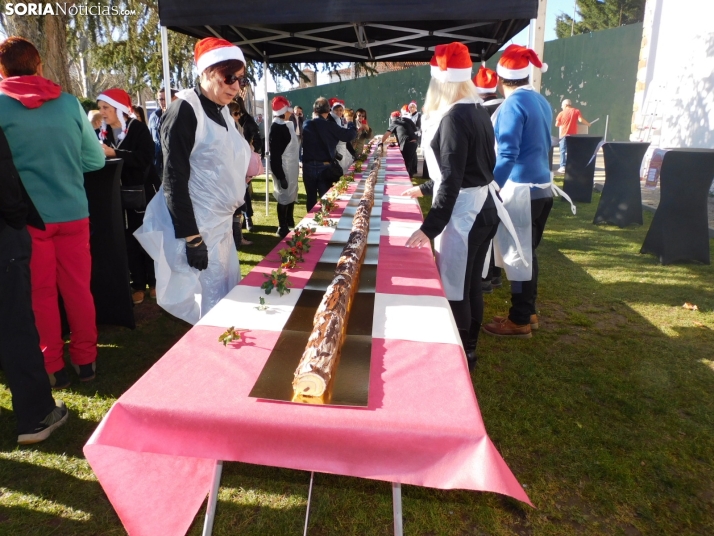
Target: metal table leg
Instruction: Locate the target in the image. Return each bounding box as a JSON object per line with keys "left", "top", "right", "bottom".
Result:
{"left": 202, "top": 460, "right": 223, "bottom": 536}
{"left": 392, "top": 482, "right": 403, "bottom": 536}
{"left": 303, "top": 472, "right": 315, "bottom": 536}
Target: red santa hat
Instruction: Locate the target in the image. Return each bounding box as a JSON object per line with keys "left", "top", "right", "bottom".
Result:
{"left": 390, "top": 111, "right": 401, "bottom": 118}
{"left": 473, "top": 65, "right": 499, "bottom": 94}
{"left": 194, "top": 37, "right": 246, "bottom": 74}
{"left": 497, "top": 44, "right": 548, "bottom": 80}
{"left": 329, "top": 97, "right": 345, "bottom": 110}
{"left": 272, "top": 96, "right": 292, "bottom": 116}
{"left": 97, "top": 88, "right": 132, "bottom": 142}
{"left": 429, "top": 42, "right": 473, "bottom": 83}
{"left": 401, "top": 104, "right": 410, "bottom": 116}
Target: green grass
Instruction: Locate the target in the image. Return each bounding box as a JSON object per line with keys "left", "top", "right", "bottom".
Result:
{"left": 1, "top": 176, "right": 714, "bottom": 535}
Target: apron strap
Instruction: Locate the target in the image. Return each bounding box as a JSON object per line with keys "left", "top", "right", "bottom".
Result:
{"left": 550, "top": 182, "right": 577, "bottom": 215}
{"left": 489, "top": 182, "right": 528, "bottom": 268}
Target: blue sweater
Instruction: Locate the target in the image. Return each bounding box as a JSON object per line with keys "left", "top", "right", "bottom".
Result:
{"left": 493, "top": 88, "right": 552, "bottom": 190}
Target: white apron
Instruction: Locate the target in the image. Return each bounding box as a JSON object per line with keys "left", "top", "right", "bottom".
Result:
{"left": 271, "top": 118, "right": 299, "bottom": 205}
{"left": 134, "top": 88, "right": 250, "bottom": 324}
{"left": 422, "top": 99, "right": 523, "bottom": 301}
{"left": 331, "top": 112, "right": 354, "bottom": 174}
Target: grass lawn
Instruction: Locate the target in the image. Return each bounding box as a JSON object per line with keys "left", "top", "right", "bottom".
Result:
{"left": 1, "top": 175, "right": 713, "bottom": 535}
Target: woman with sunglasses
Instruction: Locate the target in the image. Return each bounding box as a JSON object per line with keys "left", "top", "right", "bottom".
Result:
{"left": 135, "top": 38, "right": 251, "bottom": 324}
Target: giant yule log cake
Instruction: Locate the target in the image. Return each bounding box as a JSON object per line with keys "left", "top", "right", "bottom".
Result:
{"left": 292, "top": 162, "right": 380, "bottom": 399}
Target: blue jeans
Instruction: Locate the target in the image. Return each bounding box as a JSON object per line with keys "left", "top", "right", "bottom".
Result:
{"left": 302, "top": 162, "right": 331, "bottom": 212}
{"left": 559, "top": 137, "right": 567, "bottom": 168}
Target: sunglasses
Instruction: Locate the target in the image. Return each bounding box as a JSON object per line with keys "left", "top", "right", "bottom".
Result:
{"left": 223, "top": 74, "right": 250, "bottom": 86}
{"left": 231, "top": 111, "right": 240, "bottom": 117}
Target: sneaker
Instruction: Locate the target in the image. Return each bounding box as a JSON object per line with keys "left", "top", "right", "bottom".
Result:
{"left": 72, "top": 361, "right": 96, "bottom": 382}
{"left": 557, "top": 166, "right": 565, "bottom": 173}
{"left": 132, "top": 290, "right": 145, "bottom": 304}
{"left": 149, "top": 287, "right": 157, "bottom": 299}
{"left": 17, "top": 400, "right": 69, "bottom": 445}
{"left": 492, "top": 314, "right": 539, "bottom": 330}
{"left": 48, "top": 368, "right": 70, "bottom": 390}
{"left": 482, "top": 318, "right": 532, "bottom": 338}
{"left": 481, "top": 279, "right": 493, "bottom": 294}
{"left": 491, "top": 276, "right": 503, "bottom": 288}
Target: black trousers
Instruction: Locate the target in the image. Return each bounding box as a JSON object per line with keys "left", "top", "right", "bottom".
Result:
{"left": 400, "top": 141, "right": 418, "bottom": 178}
{"left": 126, "top": 210, "right": 155, "bottom": 291}
{"left": 303, "top": 162, "right": 332, "bottom": 212}
{"left": 448, "top": 208, "right": 500, "bottom": 333}
{"left": 0, "top": 225, "right": 55, "bottom": 434}
{"left": 509, "top": 196, "right": 553, "bottom": 325}
{"left": 242, "top": 187, "right": 253, "bottom": 219}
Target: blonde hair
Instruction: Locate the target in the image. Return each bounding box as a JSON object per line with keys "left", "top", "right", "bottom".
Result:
{"left": 87, "top": 109, "right": 102, "bottom": 130}
{"left": 422, "top": 78, "right": 480, "bottom": 120}
{"left": 343, "top": 108, "right": 355, "bottom": 121}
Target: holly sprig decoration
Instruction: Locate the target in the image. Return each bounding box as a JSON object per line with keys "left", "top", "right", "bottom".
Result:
{"left": 261, "top": 266, "right": 291, "bottom": 296}
{"left": 313, "top": 211, "right": 337, "bottom": 227}
{"left": 353, "top": 161, "right": 363, "bottom": 173}
{"left": 319, "top": 196, "right": 337, "bottom": 214}
{"left": 218, "top": 326, "right": 242, "bottom": 346}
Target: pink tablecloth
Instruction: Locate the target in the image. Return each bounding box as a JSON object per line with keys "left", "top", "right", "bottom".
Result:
{"left": 84, "top": 147, "right": 530, "bottom": 536}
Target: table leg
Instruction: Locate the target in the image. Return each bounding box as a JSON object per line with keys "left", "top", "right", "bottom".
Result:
{"left": 303, "top": 471, "right": 315, "bottom": 536}
{"left": 392, "top": 482, "right": 403, "bottom": 536}
{"left": 202, "top": 460, "right": 223, "bottom": 536}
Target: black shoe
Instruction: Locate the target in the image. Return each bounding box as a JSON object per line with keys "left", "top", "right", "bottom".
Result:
{"left": 17, "top": 400, "right": 69, "bottom": 445}
{"left": 481, "top": 279, "right": 493, "bottom": 294}
{"left": 491, "top": 276, "right": 502, "bottom": 288}
{"left": 48, "top": 368, "right": 70, "bottom": 390}
{"left": 72, "top": 361, "right": 96, "bottom": 382}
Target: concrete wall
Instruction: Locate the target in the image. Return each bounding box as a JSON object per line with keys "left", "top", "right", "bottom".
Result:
{"left": 632, "top": 0, "right": 714, "bottom": 148}
{"left": 273, "top": 24, "right": 643, "bottom": 141}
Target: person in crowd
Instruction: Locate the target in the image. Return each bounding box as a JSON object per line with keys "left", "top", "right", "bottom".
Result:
{"left": 226, "top": 101, "right": 252, "bottom": 249}
{"left": 0, "top": 36, "right": 105, "bottom": 387}
{"left": 135, "top": 37, "right": 251, "bottom": 325}
{"left": 269, "top": 96, "right": 299, "bottom": 238}
{"left": 96, "top": 88, "right": 160, "bottom": 305}
{"left": 555, "top": 98, "right": 591, "bottom": 173}
{"left": 382, "top": 108, "right": 418, "bottom": 178}
{"left": 473, "top": 64, "right": 506, "bottom": 294}
{"left": 132, "top": 105, "right": 146, "bottom": 123}
{"left": 256, "top": 113, "right": 265, "bottom": 158}
{"left": 327, "top": 97, "right": 355, "bottom": 173}
{"left": 352, "top": 108, "right": 373, "bottom": 156}
{"left": 0, "top": 124, "right": 69, "bottom": 444}
{"left": 148, "top": 88, "right": 178, "bottom": 178}
{"left": 402, "top": 42, "right": 516, "bottom": 372}
{"left": 231, "top": 96, "right": 258, "bottom": 232}
{"left": 87, "top": 109, "right": 102, "bottom": 129}
{"left": 482, "top": 45, "right": 563, "bottom": 339}
{"left": 301, "top": 96, "right": 357, "bottom": 211}
{"left": 400, "top": 104, "right": 412, "bottom": 121}
{"left": 293, "top": 105, "right": 305, "bottom": 141}
{"left": 408, "top": 100, "right": 422, "bottom": 141}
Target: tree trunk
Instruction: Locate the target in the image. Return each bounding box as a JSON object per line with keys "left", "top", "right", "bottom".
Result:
{"left": 4, "top": 14, "right": 72, "bottom": 92}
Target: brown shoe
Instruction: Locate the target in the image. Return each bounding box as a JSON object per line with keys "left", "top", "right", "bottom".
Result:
{"left": 483, "top": 318, "right": 532, "bottom": 338}
{"left": 492, "top": 314, "right": 539, "bottom": 330}
{"left": 149, "top": 287, "right": 157, "bottom": 299}
{"left": 132, "top": 290, "right": 145, "bottom": 304}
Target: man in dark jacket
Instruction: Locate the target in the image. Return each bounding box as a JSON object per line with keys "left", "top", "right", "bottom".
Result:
{"left": 148, "top": 88, "right": 177, "bottom": 178}
{"left": 383, "top": 111, "right": 418, "bottom": 177}
{"left": 301, "top": 97, "right": 357, "bottom": 211}
{"left": 0, "top": 126, "right": 68, "bottom": 444}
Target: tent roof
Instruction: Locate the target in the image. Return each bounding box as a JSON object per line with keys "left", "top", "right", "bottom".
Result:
{"left": 159, "top": 0, "right": 536, "bottom": 63}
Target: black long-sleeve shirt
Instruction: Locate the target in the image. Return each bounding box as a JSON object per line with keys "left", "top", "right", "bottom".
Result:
{"left": 160, "top": 87, "right": 228, "bottom": 238}
{"left": 387, "top": 118, "right": 418, "bottom": 151}
{"left": 98, "top": 119, "right": 158, "bottom": 189}
{"left": 301, "top": 116, "right": 357, "bottom": 163}
{"left": 419, "top": 102, "right": 496, "bottom": 239}
{"left": 269, "top": 121, "right": 291, "bottom": 183}
{"left": 238, "top": 114, "right": 259, "bottom": 150}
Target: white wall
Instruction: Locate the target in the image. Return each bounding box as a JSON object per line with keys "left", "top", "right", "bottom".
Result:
{"left": 637, "top": 0, "right": 714, "bottom": 148}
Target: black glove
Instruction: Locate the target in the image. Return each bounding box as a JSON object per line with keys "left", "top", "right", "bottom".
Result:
{"left": 186, "top": 237, "right": 208, "bottom": 270}
{"left": 279, "top": 177, "right": 288, "bottom": 189}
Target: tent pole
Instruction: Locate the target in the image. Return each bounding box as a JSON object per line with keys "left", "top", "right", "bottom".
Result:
{"left": 160, "top": 26, "right": 171, "bottom": 95}
{"left": 264, "top": 55, "right": 270, "bottom": 216}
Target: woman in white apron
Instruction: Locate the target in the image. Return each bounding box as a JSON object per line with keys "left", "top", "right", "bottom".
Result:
{"left": 403, "top": 42, "right": 523, "bottom": 371}
{"left": 269, "top": 96, "right": 299, "bottom": 238}
{"left": 134, "top": 37, "right": 250, "bottom": 325}
{"left": 328, "top": 98, "right": 354, "bottom": 174}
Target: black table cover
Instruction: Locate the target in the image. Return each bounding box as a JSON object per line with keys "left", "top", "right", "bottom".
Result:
{"left": 593, "top": 142, "right": 650, "bottom": 227}
{"left": 84, "top": 159, "right": 135, "bottom": 328}
{"left": 640, "top": 149, "right": 714, "bottom": 265}
{"left": 563, "top": 135, "right": 603, "bottom": 203}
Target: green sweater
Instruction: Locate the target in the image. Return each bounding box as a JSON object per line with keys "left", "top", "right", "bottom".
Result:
{"left": 0, "top": 92, "right": 105, "bottom": 223}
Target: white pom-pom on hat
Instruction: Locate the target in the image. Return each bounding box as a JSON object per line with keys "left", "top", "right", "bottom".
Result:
{"left": 541, "top": 63, "right": 548, "bottom": 73}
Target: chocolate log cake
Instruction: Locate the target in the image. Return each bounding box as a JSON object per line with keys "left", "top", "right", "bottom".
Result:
{"left": 292, "top": 163, "right": 380, "bottom": 399}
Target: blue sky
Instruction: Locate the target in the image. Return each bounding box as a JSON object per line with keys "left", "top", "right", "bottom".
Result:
{"left": 509, "top": 0, "right": 579, "bottom": 46}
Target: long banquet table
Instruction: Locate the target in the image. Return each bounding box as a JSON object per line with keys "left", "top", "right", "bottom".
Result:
{"left": 84, "top": 146, "right": 530, "bottom": 536}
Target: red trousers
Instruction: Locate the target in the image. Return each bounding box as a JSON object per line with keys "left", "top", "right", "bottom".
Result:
{"left": 28, "top": 218, "right": 97, "bottom": 374}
